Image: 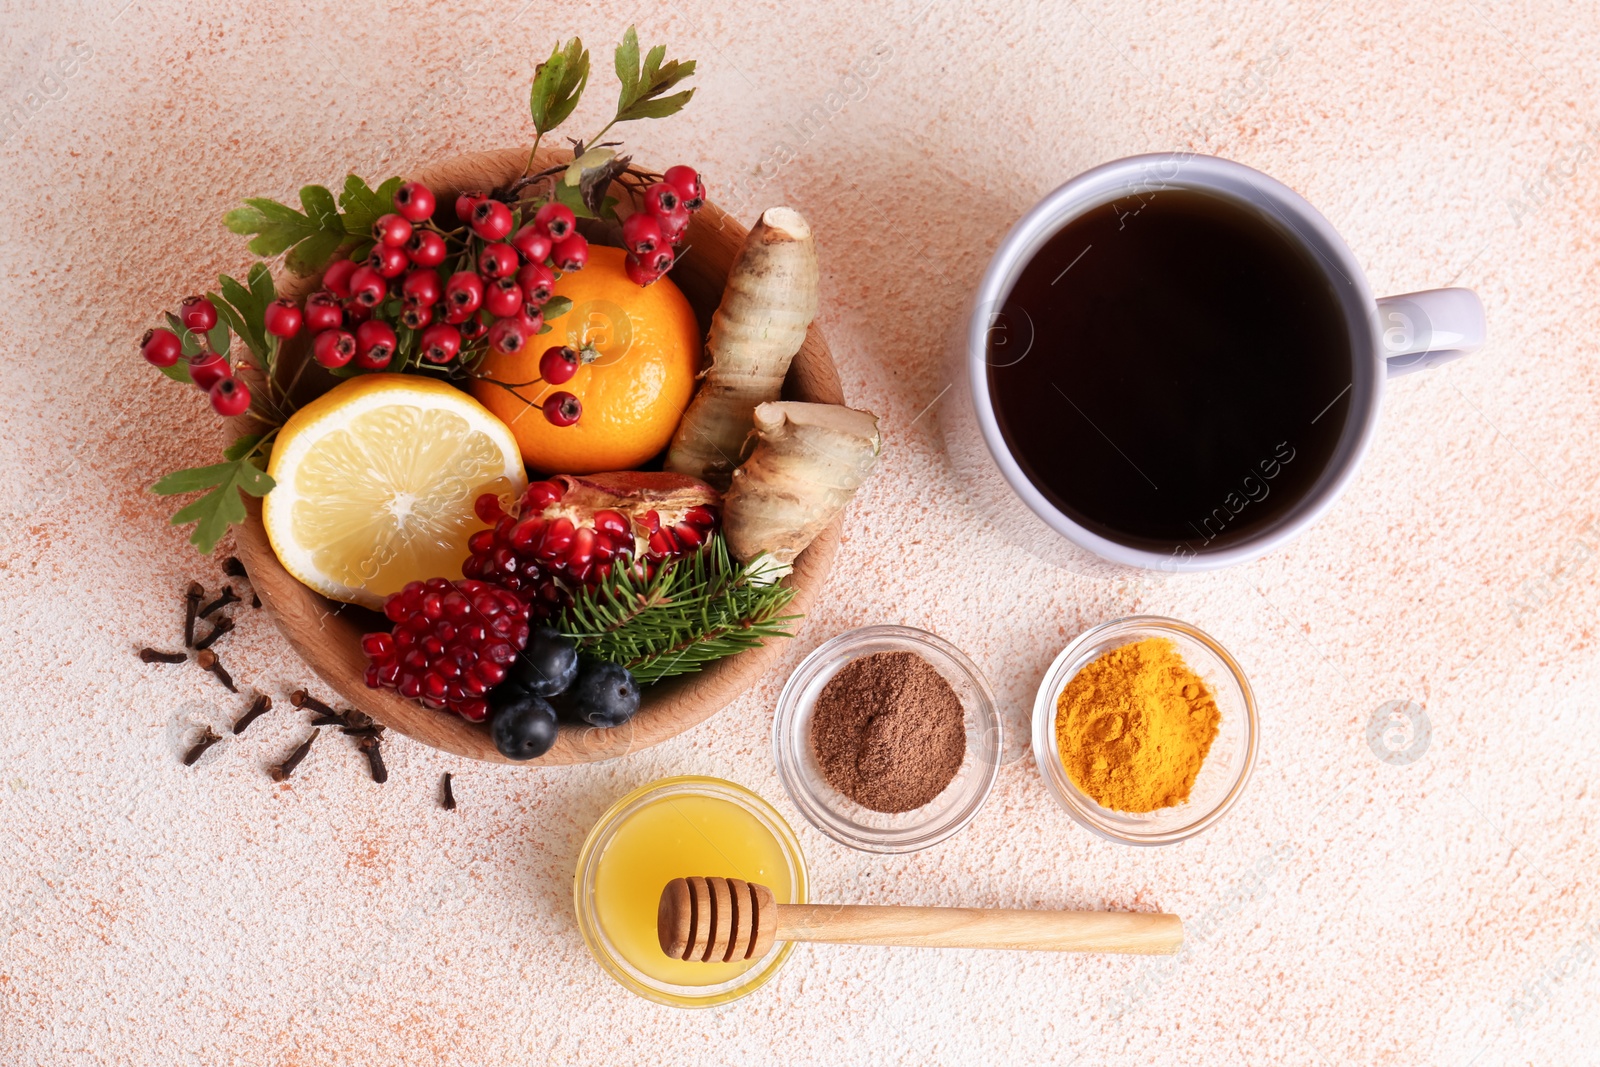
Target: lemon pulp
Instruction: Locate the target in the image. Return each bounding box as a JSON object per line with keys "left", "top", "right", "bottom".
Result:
{"left": 592, "top": 793, "right": 794, "bottom": 987}
{"left": 264, "top": 375, "right": 524, "bottom": 608}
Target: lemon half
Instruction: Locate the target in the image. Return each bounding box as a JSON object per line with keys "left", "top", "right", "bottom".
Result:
{"left": 264, "top": 374, "right": 526, "bottom": 609}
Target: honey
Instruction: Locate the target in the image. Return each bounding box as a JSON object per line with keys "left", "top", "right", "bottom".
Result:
{"left": 591, "top": 791, "right": 795, "bottom": 987}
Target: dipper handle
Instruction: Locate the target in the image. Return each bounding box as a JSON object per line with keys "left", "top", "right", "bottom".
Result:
{"left": 657, "top": 877, "right": 1183, "bottom": 961}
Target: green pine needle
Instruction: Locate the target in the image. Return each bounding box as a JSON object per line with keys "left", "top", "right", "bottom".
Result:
{"left": 558, "top": 535, "right": 799, "bottom": 684}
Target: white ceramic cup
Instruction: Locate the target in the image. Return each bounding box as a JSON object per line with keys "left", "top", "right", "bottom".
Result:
{"left": 942, "top": 152, "right": 1486, "bottom": 574}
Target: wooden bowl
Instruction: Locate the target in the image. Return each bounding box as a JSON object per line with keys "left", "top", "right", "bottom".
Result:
{"left": 232, "top": 147, "right": 844, "bottom": 764}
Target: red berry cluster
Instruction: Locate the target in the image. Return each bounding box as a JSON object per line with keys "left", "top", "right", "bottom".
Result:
{"left": 462, "top": 479, "right": 719, "bottom": 618}
{"left": 140, "top": 296, "right": 253, "bottom": 416}
{"left": 620, "top": 166, "right": 705, "bottom": 286}
{"left": 296, "top": 182, "right": 587, "bottom": 391}
{"left": 361, "top": 577, "right": 533, "bottom": 722}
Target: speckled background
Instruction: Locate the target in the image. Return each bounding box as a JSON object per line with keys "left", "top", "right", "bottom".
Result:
{"left": 3, "top": 0, "right": 1598, "bottom": 1063}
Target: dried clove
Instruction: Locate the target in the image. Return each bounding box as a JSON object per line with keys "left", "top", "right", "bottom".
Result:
{"left": 199, "top": 585, "right": 240, "bottom": 618}
{"left": 341, "top": 724, "right": 385, "bottom": 738}
{"left": 183, "top": 726, "right": 222, "bottom": 766}
{"left": 289, "top": 689, "right": 337, "bottom": 717}
{"left": 184, "top": 581, "right": 204, "bottom": 647}
{"left": 441, "top": 772, "right": 456, "bottom": 810}
{"left": 357, "top": 735, "right": 387, "bottom": 784}
{"left": 251, "top": 593, "right": 261, "bottom": 609}
{"left": 194, "top": 616, "right": 234, "bottom": 651}
{"left": 224, "top": 556, "right": 247, "bottom": 579}
{"left": 269, "top": 729, "right": 320, "bottom": 782}
{"left": 139, "top": 647, "right": 187, "bottom": 664}
{"left": 194, "top": 649, "right": 237, "bottom": 692}
{"left": 232, "top": 693, "right": 273, "bottom": 735}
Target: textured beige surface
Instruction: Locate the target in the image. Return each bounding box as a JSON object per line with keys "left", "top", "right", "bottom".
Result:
{"left": 2, "top": 1, "right": 1598, "bottom": 1063}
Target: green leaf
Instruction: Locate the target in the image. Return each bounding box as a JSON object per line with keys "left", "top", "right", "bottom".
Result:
{"left": 223, "top": 434, "right": 263, "bottom": 462}
{"left": 151, "top": 462, "right": 235, "bottom": 495}
{"left": 611, "top": 27, "right": 696, "bottom": 126}
{"left": 613, "top": 27, "right": 640, "bottom": 108}
{"left": 337, "top": 175, "right": 405, "bottom": 239}
{"left": 230, "top": 186, "right": 351, "bottom": 276}
{"left": 216, "top": 266, "right": 275, "bottom": 363}
{"left": 552, "top": 181, "right": 598, "bottom": 220}
{"left": 541, "top": 295, "right": 573, "bottom": 320}
{"left": 530, "top": 37, "right": 589, "bottom": 136}
{"left": 152, "top": 446, "right": 276, "bottom": 555}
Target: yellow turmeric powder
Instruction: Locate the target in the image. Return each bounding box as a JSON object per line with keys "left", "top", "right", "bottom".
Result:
{"left": 1055, "top": 637, "right": 1220, "bottom": 813}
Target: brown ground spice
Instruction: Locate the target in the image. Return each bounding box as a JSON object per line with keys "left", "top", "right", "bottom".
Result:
{"left": 809, "top": 650, "right": 966, "bottom": 813}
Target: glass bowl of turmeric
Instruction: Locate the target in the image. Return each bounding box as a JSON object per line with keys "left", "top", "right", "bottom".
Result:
{"left": 1031, "top": 616, "right": 1257, "bottom": 846}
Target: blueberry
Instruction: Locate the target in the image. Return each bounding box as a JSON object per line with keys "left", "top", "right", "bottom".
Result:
{"left": 509, "top": 626, "right": 580, "bottom": 697}
{"left": 489, "top": 689, "right": 559, "bottom": 760}
{"left": 561, "top": 660, "right": 641, "bottom": 729}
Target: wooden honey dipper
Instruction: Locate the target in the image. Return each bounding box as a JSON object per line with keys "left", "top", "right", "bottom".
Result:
{"left": 657, "top": 877, "right": 1183, "bottom": 960}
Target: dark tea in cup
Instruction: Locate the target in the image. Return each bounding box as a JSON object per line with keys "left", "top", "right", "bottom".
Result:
{"left": 986, "top": 188, "right": 1353, "bottom": 553}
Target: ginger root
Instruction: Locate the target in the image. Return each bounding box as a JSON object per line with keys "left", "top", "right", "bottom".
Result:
{"left": 723, "top": 402, "right": 881, "bottom": 577}
{"left": 664, "top": 206, "right": 819, "bottom": 490}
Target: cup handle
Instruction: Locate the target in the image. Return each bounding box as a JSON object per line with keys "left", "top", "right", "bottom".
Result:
{"left": 1378, "top": 287, "right": 1486, "bottom": 378}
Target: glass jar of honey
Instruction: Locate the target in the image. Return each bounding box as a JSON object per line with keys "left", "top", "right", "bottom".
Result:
{"left": 573, "top": 776, "right": 808, "bottom": 1007}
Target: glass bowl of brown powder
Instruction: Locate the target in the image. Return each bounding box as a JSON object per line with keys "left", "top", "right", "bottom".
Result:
{"left": 1032, "top": 616, "right": 1257, "bottom": 846}
{"left": 772, "top": 625, "right": 1002, "bottom": 853}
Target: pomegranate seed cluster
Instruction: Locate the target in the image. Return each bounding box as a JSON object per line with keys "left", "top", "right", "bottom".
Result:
{"left": 462, "top": 479, "right": 720, "bottom": 618}
{"left": 361, "top": 578, "right": 533, "bottom": 722}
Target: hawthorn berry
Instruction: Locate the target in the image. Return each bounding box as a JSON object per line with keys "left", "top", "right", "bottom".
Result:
{"left": 643, "top": 183, "right": 680, "bottom": 218}
{"left": 419, "top": 323, "right": 461, "bottom": 364}
{"left": 188, "top": 352, "right": 231, "bottom": 392}
{"left": 459, "top": 317, "right": 488, "bottom": 341}
{"left": 516, "top": 262, "right": 556, "bottom": 306}
{"left": 621, "top": 213, "right": 664, "bottom": 255}
{"left": 519, "top": 308, "right": 544, "bottom": 337}
{"left": 479, "top": 243, "right": 518, "bottom": 279}
{"left": 662, "top": 165, "right": 704, "bottom": 211}
{"left": 406, "top": 229, "right": 447, "bottom": 268}
{"left": 263, "top": 298, "right": 303, "bottom": 338}
{"left": 322, "top": 258, "right": 359, "bottom": 298}
{"left": 455, "top": 191, "right": 486, "bottom": 222}
{"left": 543, "top": 391, "right": 582, "bottom": 427}
{"left": 349, "top": 266, "right": 388, "bottom": 307}
{"left": 484, "top": 276, "right": 523, "bottom": 318}
{"left": 623, "top": 252, "right": 661, "bottom": 287}
{"left": 373, "top": 213, "right": 413, "bottom": 247}
{"left": 209, "top": 376, "right": 251, "bottom": 417}
{"left": 534, "top": 202, "right": 575, "bottom": 241}
{"left": 487, "top": 316, "right": 529, "bottom": 356}
{"left": 393, "top": 181, "right": 436, "bottom": 223}
{"left": 368, "top": 242, "right": 409, "bottom": 279}
{"left": 179, "top": 295, "right": 218, "bottom": 332}
{"left": 656, "top": 206, "right": 690, "bottom": 246}
{"left": 470, "top": 199, "right": 513, "bottom": 241}
{"left": 304, "top": 291, "right": 344, "bottom": 333}
{"left": 645, "top": 247, "right": 674, "bottom": 274}
{"left": 355, "top": 321, "right": 397, "bottom": 369}
{"left": 400, "top": 268, "right": 442, "bottom": 307}
{"left": 313, "top": 328, "right": 357, "bottom": 368}
{"left": 538, "top": 345, "right": 580, "bottom": 385}
{"left": 141, "top": 327, "right": 182, "bottom": 367}
{"left": 552, "top": 233, "right": 589, "bottom": 271}
{"left": 444, "top": 271, "right": 484, "bottom": 317}
{"left": 401, "top": 304, "right": 433, "bottom": 330}
{"left": 511, "top": 224, "right": 552, "bottom": 264}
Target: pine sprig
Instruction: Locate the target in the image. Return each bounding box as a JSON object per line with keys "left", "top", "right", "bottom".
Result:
{"left": 559, "top": 535, "right": 799, "bottom": 685}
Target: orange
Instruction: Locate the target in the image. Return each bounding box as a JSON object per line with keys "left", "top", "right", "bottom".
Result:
{"left": 471, "top": 245, "right": 702, "bottom": 474}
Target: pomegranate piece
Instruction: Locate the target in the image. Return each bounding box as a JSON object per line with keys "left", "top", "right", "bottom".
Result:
{"left": 463, "top": 471, "right": 722, "bottom": 616}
